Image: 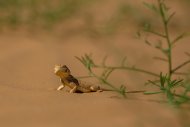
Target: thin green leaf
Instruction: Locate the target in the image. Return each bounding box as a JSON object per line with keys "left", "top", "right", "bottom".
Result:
{"left": 75, "top": 56, "right": 86, "bottom": 66}
{"left": 159, "top": 2, "right": 165, "bottom": 20}
{"left": 145, "top": 39, "right": 152, "bottom": 46}
{"left": 148, "top": 80, "right": 160, "bottom": 88}
{"left": 172, "top": 33, "right": 186, "bottom": 45}
{"left": 101, "top": 69, "right": 107, "bottom": 78}
{"left": 172, "top": 59, "right": 190, "bottom": 74}
{"left": 169, "top": 79, "right": 177, "bottom": 88}
{"left": 153, "top": 56, "right": 168, "bottom": 62}
{"left": 160, "top": 73, "right": 167, "bottom": 88}
{"left": 145, "top": 79, "right": 160, "bottom": 86}
{"left": 169, "top": 79, "right": 183, "bottom": 88}
{"left": 81, "top": 56, "right": 87, "bottom": 66}
{"left": 101, "top": 68, "right": 114, "bottom": 80}
{"left": 167, "top": 12, "right": 175, "bottom": 23}
{"left": 147, "top": 30, "right": 166, "bottom": 38}
{"left": 143, "top": 2, "right": 159, "bottom": 14}
{"left": 119, "top": 85, "right": 126, "bottom": 96}
{"left": 105, "top": 69, "right": 114, "bottom": 80}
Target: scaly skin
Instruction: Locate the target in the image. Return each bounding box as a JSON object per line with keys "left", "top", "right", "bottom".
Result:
{"left": 54, "top": 65, "right": 103, "bottom": 93}
{"left": 54, "top": 65, "right": 145, "bottom": 93}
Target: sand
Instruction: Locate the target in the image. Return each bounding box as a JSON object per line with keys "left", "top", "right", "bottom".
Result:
{"left": 0, "top": 31, "right": 189, "bottom": 127}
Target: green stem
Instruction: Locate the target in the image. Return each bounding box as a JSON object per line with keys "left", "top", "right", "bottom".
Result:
{"left": 165, "top": 27, "right": 172, "bottom": 79}
{"left": 171, "top": 60, "right": 190, "bottom": 74}
{"left": 88, "top": 67, "right": 120, "bottom": 92}
{"left": 94, "top": 65, "right": 159, "bottom": 77}
{"left": 173, "top": 93, "right": 190, "bottom": 100}
{"left": 158, "top": 0, "right": 172, "bottom": 79}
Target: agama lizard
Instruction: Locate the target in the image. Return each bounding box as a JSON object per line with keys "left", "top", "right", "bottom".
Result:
{"left": 54, "top": 65, "right": 145, "bottom": 93}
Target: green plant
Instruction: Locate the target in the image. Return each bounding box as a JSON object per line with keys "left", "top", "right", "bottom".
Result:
{"left": 76, "top": 54, "right": 127, "bottom": 97}
{"left": 0, "top": 0, "right": 93, "bottom": 29}
{"left": 141, "top": 0, "right": 190, "bottom": 106}
{"left": 77, "top": 0, "right": 190, "bottom": 106}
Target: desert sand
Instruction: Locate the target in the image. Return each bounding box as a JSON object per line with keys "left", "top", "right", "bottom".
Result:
{"left": 0, "top": 0, "right": 190, "bottom": 126}
{"left": 0, "top": 31, "right": 189, "bottom": 127}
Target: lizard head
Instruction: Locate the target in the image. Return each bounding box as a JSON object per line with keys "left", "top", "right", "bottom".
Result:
{"left": 54, "top": 65, "right": 71, "bottom": 78}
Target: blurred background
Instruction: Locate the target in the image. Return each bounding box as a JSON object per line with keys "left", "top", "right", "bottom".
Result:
{"left": 0, "top": 0, "right": 190, "bottom": 34}
{"left": 0, "top": 0, "right": 190, "bottom": 127}
{"left": 1, "top": 0, "right": 189, "bottom": 88}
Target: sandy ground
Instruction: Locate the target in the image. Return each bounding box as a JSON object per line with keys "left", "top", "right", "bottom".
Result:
{"left": 0, "top": 30, "right": 189, "bottom": 127}
{"left": 0, "top": 1, "right": 190, "bottom": 126}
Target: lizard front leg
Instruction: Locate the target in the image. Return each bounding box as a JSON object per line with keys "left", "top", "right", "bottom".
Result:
{"left": 57, "top": 79, "right": 66, "bottom": 91}
{"left": 57, "top": 85, "right": 65, "bottom": 91}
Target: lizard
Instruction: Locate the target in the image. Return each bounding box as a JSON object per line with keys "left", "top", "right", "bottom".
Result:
{"left": 54, "top": 65, "right": 145, "bottom": 93}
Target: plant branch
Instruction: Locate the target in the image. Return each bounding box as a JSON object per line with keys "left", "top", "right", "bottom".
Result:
{"left": 173, "top": 93, "right": 190, "bottom": 100}
{"left": 173, "top": 72, "right": 189, "bottom": 75}
{"left": 167, "top": 12, "right": 176, "bottom": 23}
{"left": 77, "top": 75, "right": 95, "bottom": 79}
{"left": 171, "top": 33, "right": 186, "bottom": 45}
{"left": 146, "top": 30, "right": 166, "bottom": 38}
{"left": 94, "top": 65, "right": 160, "bottom": 77}
{"left": 153, "top": 56, "right": 168, "bottom": 62}
{"left": 171, "top": 59, "right": 190, "bottom": 74}
{"left": 89, "top": 68, "right": 119, "bottom": 90}
{"left": 158, "top": 0, "right": 172, "bottom": 78}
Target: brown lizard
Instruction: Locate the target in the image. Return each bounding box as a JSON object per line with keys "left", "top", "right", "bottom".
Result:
{"left": 54, "top": 65, "right": 145, "bottom": 93}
